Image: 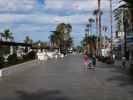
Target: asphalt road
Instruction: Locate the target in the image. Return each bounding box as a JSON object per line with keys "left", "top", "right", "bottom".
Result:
{"left": 0, "top": 55, "right": 133, "bottom": 100}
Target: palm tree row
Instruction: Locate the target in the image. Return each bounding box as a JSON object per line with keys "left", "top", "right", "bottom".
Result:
{"left": 49, "top": 23, "right": 73, "bottom": 49}
{"left": 83, "top": 0, "right": 102, "bottom": 56}
{"left": 83, "top": 0, "right": 114, "bottom": 57}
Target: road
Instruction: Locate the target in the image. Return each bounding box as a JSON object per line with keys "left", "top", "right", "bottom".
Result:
{"left": 0, "top": 55, "right": 133, "bottom": 100}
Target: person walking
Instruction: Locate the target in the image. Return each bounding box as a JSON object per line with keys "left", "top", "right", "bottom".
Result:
{"left": 92, "top": 55, "right": 96, "bottom": 70}
{"left": 83, "top": 48, "right": 89, "bottom": 69}
{"left": 121, "top": 56, "right": 126, "bottom": 69}
{"left": 87, "top": 46, "right": 93, "bottom": 69}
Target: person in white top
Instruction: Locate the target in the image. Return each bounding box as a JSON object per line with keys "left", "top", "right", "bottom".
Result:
{"left": 121, "top": 56, "right": 126, "bottom": 69}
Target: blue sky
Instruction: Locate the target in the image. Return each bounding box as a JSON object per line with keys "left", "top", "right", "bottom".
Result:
{"left": 0, "top": 0, "right": 119, "bottom": 45}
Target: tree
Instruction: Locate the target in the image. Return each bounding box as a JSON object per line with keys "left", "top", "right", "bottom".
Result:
{"left": 0, "top": 33, "right": 3, "bottom": 41}
{"left": 97, "top": 0, "right": 102, "bottom": 56}
{"left": 93, "top": 9, "right": 99, "bottom": 35}
{"left": 66, "top": 24, "right": 72, "bottom": 34}
{"left": 49, "top": 23, "right": 73, "bottom": 50}
{"left": 65, "top": 24, "right": 72, "bottom": 40}
{"left": 24, "top": 36, "right": 33, "bottom": 44}
{"left": 93, "top": 9, "right": 103, "bottom": 56}
{"left": 50, "top": 31, "right": 61, "bottom": 48}
{"left": 81, "top": 35, "right": 98, "bottom": 55}
{"left": 49, "top": 34, "right": 55, "bottom": 47}
{"left": 88, "top": 18, "right": 95, "bottom": 34}
{"left": 86, "top": 23, "right": 91, "bottom": 35}
{"left": 66, "top": 37, "right": 73, "bottom": 48}
{"left": 2, "top": 29, "right": 13, "bottom": 41}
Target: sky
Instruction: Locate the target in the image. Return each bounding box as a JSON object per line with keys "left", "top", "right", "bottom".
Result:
{"left": 0, "top": 0, "right": 120, "bottom": 46}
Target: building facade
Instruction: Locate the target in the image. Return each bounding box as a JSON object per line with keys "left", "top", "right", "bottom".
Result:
{"left": 114, "top": 2, "right": 133, "bottom": 64}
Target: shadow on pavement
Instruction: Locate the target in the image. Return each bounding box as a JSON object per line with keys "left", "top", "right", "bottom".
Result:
{"left": 97, "top": 62, "right": 114, "bottom": 69}
{"left": 106, "top": 64, "right": 133, "bottom": 87}
{"left": 16, "top": 89, "right": 70, "bottom": 100}
{"left": 106, "top": 74, "right": 133, "bottom": 87}
{"left": 97, "top": 61, "right": 133, "bottom": 87}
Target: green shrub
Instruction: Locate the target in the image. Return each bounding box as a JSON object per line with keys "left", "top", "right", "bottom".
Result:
{"left": 97, "top": 56, "right": 114, "bottom": 64}
{"left": 23, "top": 51, "right": 36, "bottom": 61}
{"left": 28, "top": 51, "right": 36, "bottom": 59}
{"left": 7, "top": 53, "right": 17, "bottom": 65}
{"left": 97, "top": 56, "right": 107, "bottom": 62}
{"left": 0, "top": 56, "right": 5, "bottom": 68}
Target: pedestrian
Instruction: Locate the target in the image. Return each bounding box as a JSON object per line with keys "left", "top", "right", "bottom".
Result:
{"left": 121, "top": 56, "right": 126, "bottom": 69}
{"left": 87, "top": 46, "right": 93, "bottom": 69}
{"left": 83, "top": 48, "right": 89, "bottom": 69}
{"left": 92, "top": 55, "right": 96, "bottom": 69}
{"left": 113, "top": 54, "right": 116, "bottom": 64}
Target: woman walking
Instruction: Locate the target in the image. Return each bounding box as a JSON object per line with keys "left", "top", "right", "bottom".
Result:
{"left": 83, "top": 48, "right": 89, "bottom": 69}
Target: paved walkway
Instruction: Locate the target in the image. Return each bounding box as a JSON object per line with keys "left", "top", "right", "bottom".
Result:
{"left": 0, "top": 55, "right": 133, "bottom": 100}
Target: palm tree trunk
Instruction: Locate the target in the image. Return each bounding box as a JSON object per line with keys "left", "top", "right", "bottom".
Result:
{"left": 110, "top": 0, "right": 113, "bottom": 59}
{"left": 97, "top": 0, "right": 101, "bottom": 56}
{"left": 95, "top": 11, "right": 99, "bottom": 56}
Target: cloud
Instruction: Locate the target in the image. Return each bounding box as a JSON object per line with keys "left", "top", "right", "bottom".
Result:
{"left": 0, "top": 0, "right": 110, "bottom": 14}
{"left": 44, "top": 0, "right": 110, "bottom": 12}
{"left": 0, "top": 0, "right": 117, "bottom": 45}
{"left": 0, "top": 0, "right": 35, "bottom": 13}
{"left": 0, "top": 13, "right": 94, "bottom": 25}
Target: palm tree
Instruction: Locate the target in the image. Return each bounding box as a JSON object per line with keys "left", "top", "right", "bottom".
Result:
{"left": 50, "top": 23, "right": 73, "bottom": 51}
{"left": 81, "top": 35, "right": 97, "bottom": 55}
{"left": 86, "top": 23, "right": 91, "bottom": 35}
{"left": 67, "top": 37, "right": 73, "bottom": 48}
{"left": 93, "top": 9, "right": 99, "bottom": 34}
{"left": 24, "top": 36, "right": 33, "bottom": 44}
{"left": 49, "top": 34, "right": 55, "bottom": 47}
{"left": 2, "top": 29, "right": 13, "bottom": 41}
{"left": 65, "top": 24, "right": 72, "bottom": 49}
{"left": 64, "top": 23, "right": 72, "bottom": 41}
{"left": 56, "top": 23, "right": 66, "bottom": 46}
{"left": 50, "top": 31, "right": 62, "bottom": 48}
{"left": 0, "top": 33, "right": 4, "bottom": 41}
{"left": 98, "top": 0, "right": 102, "bottom": 53}
{"left": 98, "top": 0, "right": 101, "bottom": 35}
{"left": 56, "top": 23, "right": 66, "bottom": 35}
{"left": 109, "top": 0, "right": 113, "bottom": 59}
{"left": 94, "top": 0, "right": 102, "bottom": 56}
{"left": 88, "top": 18, "right": 95, "bottom": 35}
{"left": 66, "top": 24, "right": 72, "bottom": 34}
